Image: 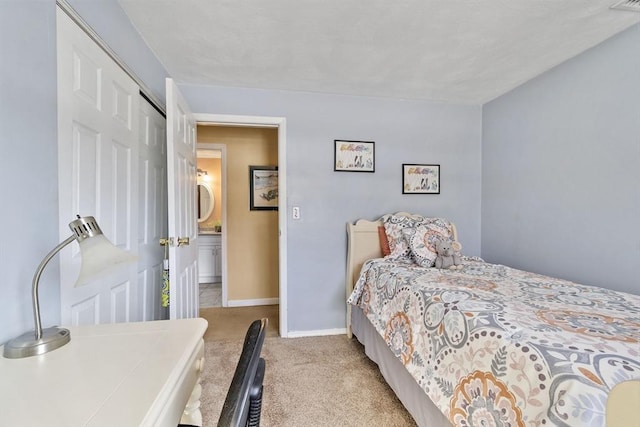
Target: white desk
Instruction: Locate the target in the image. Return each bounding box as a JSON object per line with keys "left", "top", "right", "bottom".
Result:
{"left": 0, "top": 318, "right": 208, "bottom": 426}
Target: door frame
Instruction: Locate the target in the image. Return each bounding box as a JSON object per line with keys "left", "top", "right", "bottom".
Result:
{"left": 194, "top": 113, "right": 288, "bottom": 338}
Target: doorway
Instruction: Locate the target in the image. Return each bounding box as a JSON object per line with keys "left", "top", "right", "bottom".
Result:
{"left": 196, "top": 146, "right": 224, "bottom": 308}
{"left": 194, "top": 113, "right": 288, "bottom": 338}
{"left": 195, "top": 118, "right": 287, "bottom": 337}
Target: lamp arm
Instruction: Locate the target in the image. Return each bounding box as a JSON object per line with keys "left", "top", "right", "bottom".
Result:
{"left": 32, "top": 234, "right": 76, "bottom": 341}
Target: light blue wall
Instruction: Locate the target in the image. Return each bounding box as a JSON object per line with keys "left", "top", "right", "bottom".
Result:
{"left": 0, "top": 1, "right": 480, "bottom": 339}
{"left": 8, "top": 0, "right": 634, "bottom": 340}
{"left": 180, "top": 84, "right": 482, "bottom": 331}
{"left": 482, "top": 24, "right": 640, "bottom": 295}
{"left": 0, "top": 0, "right": 168, "bottom": 345}
{"left": 0, "top": 0, "right": 60, "bottom": 346}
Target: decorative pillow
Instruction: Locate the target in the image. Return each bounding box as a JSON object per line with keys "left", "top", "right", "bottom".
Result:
{"left": 425, "top": 217, "right": 456, "bottom": 242}
{"left": 382, "top": 214, "right": 429, "bottom": 261}
{"left": 401, "top": 219, "right": 456, "bottom": 267}
{"left": 378, "top": 226, "right": 391, "bottom": 257}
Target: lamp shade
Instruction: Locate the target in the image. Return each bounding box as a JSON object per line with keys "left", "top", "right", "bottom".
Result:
{"left": 75, "top": 234, "right": 137, "bottom": 287}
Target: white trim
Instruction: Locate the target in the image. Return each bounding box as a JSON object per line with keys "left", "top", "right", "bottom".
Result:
{"left": 194, "top": 113, "right": 289, "bottom": 338}
{"left": 286, "top": 328, "right": 348, "bottom": 338}
{"left": 196, "top": 149, "right": 221, "bottom": 159}
{"left": 197, "top": 114, "right": 280, "bottom": 127}
{"left": 227, "top": 298, "right": 279, "bottom": 307}
{"left": 277, "top": 118, "right": 288, "bottom": 337}
{"left": 197, "top": 143, "right": 227, "bottom": 306}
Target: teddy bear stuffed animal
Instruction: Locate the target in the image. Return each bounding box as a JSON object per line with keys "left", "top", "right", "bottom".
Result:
{"left": 434, "top": 240, "right": 462, "bottom": 270}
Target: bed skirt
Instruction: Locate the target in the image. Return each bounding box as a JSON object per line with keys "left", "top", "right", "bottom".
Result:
{"left": 351, "top": 306, "right": 451, "bottom": 427}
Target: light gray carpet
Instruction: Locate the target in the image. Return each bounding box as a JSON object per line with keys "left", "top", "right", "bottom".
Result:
{"left": 200, "top": 334, "right": 416, "bottom": 426}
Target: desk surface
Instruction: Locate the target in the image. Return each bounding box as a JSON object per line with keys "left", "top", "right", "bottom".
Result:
{"left": 0, "top": 318, "right": 208, "bottom": 426}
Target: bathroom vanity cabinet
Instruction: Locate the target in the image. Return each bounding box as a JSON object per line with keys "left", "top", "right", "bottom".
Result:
{"left": 198, "top": 234, "right": 221, "bottom": 283}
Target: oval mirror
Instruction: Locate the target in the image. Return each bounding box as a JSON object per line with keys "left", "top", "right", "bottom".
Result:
{"left": 197, "top": 183, "right": 215, "bottom": 222}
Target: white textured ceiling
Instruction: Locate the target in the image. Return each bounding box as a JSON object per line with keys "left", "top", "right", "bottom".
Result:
{"left": 117, "top": 0, "right": 639, "bottom": 104}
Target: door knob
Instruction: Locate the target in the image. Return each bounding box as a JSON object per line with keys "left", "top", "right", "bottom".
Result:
{"left": 177, "top": 237, "right": 190, "bottom": 247}
{"left": 159, "top": 237, "right": 174, "bottom": 246}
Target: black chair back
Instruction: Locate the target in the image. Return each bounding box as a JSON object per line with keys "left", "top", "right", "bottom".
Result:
{"left": 217, "top": 318, "right": 268, "bottom": 427}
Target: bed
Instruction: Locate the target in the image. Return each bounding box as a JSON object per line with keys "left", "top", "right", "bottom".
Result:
{"left": 345, "top": 212, "right": 640, "bottom": 427}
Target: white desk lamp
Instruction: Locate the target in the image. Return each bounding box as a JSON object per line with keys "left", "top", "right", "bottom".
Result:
{"left": 3, "top": 215, "right": 136, "bottom": 359}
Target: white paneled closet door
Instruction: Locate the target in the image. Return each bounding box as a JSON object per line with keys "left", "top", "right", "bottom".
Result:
{"left": 57, "top": 7, "right": 142, "bottom": 325}
{"left": 166, "top": 79, "right": 199, "bottom": 319}
{"left": 137, "top": 99, "right": 168, "bottom": 321}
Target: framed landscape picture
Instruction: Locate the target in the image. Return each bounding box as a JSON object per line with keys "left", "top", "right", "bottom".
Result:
{"left": 402, "top": 164, "right": 440, "bottom": 194}
{"left": 334, "top": 140, "right": 375, "bottom": 172}
{"left": 249, "top": 166, "right": 278, "bottom": 210}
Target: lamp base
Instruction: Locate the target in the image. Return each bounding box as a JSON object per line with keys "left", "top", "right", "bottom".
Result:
{"left": 2, "top": 327, "right": 70, "bottom": 359}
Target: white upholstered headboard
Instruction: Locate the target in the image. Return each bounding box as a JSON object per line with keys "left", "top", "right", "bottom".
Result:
{"left": 345, "top": 212, "right": 457, "bottom": 337}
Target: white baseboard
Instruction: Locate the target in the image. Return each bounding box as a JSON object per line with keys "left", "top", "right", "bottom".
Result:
{"left": 286, "top": 328, "right": 347, "bottom": 338}
{"left": 226, "top": 297, "right": 279, "bottom": 307}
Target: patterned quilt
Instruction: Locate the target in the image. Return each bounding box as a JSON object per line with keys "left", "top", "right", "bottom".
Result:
{"left": 347, "top": 259, "right": 640, "bottom": 427}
